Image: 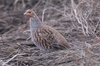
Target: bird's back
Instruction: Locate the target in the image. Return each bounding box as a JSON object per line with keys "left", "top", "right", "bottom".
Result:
{"left": 32, "top": 24, "right": 70, "bottom": 51}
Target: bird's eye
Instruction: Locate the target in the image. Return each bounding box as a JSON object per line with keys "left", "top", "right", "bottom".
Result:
{"left": 28, "top": 11, "right": 31, "bottom": 13}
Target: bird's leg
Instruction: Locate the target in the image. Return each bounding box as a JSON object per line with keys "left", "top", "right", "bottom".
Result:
{"left": 23, "top": 30, "right": 31, "bottom": 41}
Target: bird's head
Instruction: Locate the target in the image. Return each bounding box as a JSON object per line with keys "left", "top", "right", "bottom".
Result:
{"left": 24, "top": 9, "right": 35, "bottom": 17}
{"left": 24, "top": 9, "right": 41, "bottom": 23}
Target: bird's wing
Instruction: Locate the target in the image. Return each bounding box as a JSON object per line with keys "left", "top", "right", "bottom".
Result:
{"left": 33, "top": 25, "right": 70, "bottom": 50}
{"left": 33, "top": 26, "right": 57, "bottom": 50}
{"left": 45, "top": 25, "right": 70, "bottom": 49}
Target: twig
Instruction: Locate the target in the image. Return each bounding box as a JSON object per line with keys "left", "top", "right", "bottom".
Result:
{"left": 0, "top": 60, "right": 10, "bottom": 66}
{"left": 3, "top": 53, "right": 25, "bottom": 66}
{"left": 41, "top": 6, "right": 69, "bottom": 22}
{"left": 94, "top": 19, "right": 100, "bottom": 33}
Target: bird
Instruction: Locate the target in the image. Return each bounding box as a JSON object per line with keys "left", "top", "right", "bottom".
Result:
{"left": 24, "top": 9, "right": 70, "bottom": 51}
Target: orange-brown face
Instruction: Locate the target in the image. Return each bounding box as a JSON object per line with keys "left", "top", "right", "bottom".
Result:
{"left": 24, "top": 9, "right": 34, "bottom": 17}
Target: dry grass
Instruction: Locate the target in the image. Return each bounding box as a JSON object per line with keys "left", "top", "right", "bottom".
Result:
{"left": 0, "top": 0, "right": 100, "bottom": 66}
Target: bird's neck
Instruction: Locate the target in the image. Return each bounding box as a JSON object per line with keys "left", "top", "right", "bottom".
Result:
{"left": 29, "top": 16, "right": 41, "bottom": 29}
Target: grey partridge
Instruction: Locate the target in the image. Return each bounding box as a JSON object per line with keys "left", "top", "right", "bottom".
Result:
{"left": 24, "top": 9, "right": 70, "bottom": 51}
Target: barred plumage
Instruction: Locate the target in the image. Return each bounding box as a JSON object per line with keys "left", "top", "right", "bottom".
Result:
{"left": 24, "top": 9, "right": 70, "bottom": 51}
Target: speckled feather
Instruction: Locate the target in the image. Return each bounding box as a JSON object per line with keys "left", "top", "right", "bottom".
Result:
{"left": 33, "top": 25, "right": 70, "bottom": 50}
